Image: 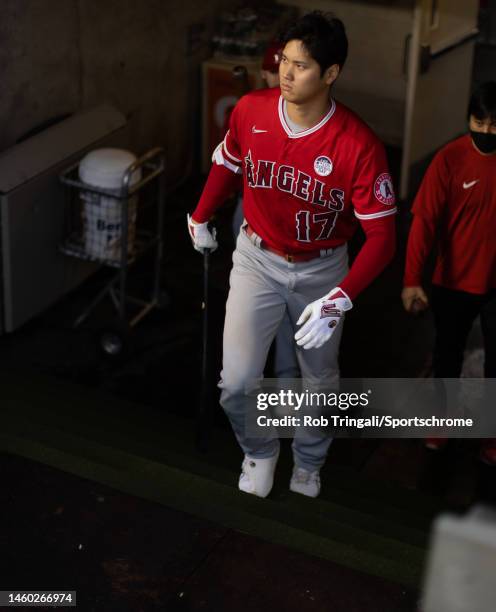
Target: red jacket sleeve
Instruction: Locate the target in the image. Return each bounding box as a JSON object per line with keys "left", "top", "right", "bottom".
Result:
{"left": 191, "top": 103, "right": 244, "bottom": 223}
{"left": 403, "top": 215, "right": 436, "bottom": 287}
{"left": 339, "top": 214, "right": 396, "bottom": 300}
{"left": 339, "top": 134, "right": 397, "bottom": 300}
{"left": 403, "top": 151, "right": 448, "bottom": 286}
{"left": 192, "top": 164, "right": 242, "bottom": 223}
{"left": 352, "top": 138, "right": 397, "bottom": 221}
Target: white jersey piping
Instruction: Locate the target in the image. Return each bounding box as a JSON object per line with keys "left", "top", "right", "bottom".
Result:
{"left": 278, "top": 96, "right": 336, "bottom": 138}
{"left": 212, "top": 146, "right": 242, "bottom": 174}
{"left": 354, "top": 208, "right": 397, "bottom": 220}
{"left": 223, "top": 132, "right": 242, "bottom": 163}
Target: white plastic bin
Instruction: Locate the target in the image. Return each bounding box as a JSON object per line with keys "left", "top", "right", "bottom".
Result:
{"left": 78, "top": 148, "right": 141, "bottom": 261}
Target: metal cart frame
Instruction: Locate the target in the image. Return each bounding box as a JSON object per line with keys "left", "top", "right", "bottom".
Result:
{"left": 59, "top": 147, "right": 165, "bottom": 331}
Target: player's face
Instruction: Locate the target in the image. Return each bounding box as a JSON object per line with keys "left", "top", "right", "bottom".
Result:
{"left": 279, "top": 40, "right": 339, "bottom": 105}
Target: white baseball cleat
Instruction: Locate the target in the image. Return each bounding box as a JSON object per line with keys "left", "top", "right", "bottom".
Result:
{"left": 290, "top": 466, "right": 321, "bottom": 498}
{"left": 238, "top": 450, "right": 279, "bottom": 498}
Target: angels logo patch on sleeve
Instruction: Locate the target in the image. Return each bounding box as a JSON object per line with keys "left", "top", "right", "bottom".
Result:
{"left": 374, "top": 173, "right": 395, "bottom": 205}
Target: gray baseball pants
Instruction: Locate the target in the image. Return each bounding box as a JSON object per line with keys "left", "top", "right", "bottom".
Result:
{"left": 218, "top": 225, "right": 348, "bottom": 472}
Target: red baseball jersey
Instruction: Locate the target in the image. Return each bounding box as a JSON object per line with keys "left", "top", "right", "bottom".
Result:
{"left": 215, "top": 87, "right": 396, "bottom": 253}
{"left": 405, "top": 134, "right": 496, "bottom": 294}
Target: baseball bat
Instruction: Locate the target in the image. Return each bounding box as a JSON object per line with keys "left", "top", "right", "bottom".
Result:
{"left": 196, "top": 247, "right": 211, "bottom": 451}
{"left": 196, "top": 69, "right": 248, "bottom": 450}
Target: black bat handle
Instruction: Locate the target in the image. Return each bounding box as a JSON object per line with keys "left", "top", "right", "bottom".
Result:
{"left": 201, "top": 248, "right": 210, "bottom": 388}
{"left": 197, "top": 247, "right": 211, "bottom": 452}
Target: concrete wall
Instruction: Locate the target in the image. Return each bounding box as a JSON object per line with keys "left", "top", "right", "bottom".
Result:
{"left": 0, "top": 0, "right": 230, "bottom": 185}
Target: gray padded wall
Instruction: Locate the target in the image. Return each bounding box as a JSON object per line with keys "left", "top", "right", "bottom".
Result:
{"left": 0, "top": 106, "right": 128, "bottom": 333}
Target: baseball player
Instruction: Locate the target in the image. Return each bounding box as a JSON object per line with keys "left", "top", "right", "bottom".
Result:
{"left": 188, "top": 12, "right": 396, "bottom": 498}
{"left": 402, "top": 81, "right": 496, "bottom": 462}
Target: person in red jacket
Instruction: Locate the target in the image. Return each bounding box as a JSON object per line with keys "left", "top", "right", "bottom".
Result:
{"left": 402, "top": 81, "right": 496, "bottom": 462}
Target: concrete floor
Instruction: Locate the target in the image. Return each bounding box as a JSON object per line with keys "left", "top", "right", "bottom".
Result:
{"left": 1, "top": 453, "right": 420, "bottom": 612}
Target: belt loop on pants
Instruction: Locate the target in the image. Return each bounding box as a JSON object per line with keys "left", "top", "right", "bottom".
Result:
{"left": 244, "top": 223, "right": 337, "bottom": 263}
{"left": 244, "top": 222, "right": 263, "bottom": 249}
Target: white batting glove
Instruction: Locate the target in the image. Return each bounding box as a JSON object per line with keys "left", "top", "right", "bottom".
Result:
{"left": 187, "top": 214, "right": 218, "bottom": 253}
{"left": 295, "top": 287, "right": 353, "bottom": 350}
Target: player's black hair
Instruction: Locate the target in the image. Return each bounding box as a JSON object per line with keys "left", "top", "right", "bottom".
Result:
{"left": 279, "top": 11, "right": 348, "bottom": 76}
{"left": 468, "top": 81, "right": 496, "bottom": 121}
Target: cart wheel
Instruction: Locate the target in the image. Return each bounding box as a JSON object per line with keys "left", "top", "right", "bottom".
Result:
{"left": 98, "top": 323, "right": 132, "bottom": 359}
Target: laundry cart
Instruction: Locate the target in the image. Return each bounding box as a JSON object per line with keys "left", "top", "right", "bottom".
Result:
{"left": 59, "top": 146, "right": 165, "bottom": 355}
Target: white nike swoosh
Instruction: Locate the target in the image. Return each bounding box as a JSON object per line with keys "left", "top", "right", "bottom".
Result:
{"left": 252, "top": 127, "right": 268, "bottom": 133}
{"left": 463, "top": 180, "right": 479, "bottom": 189}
